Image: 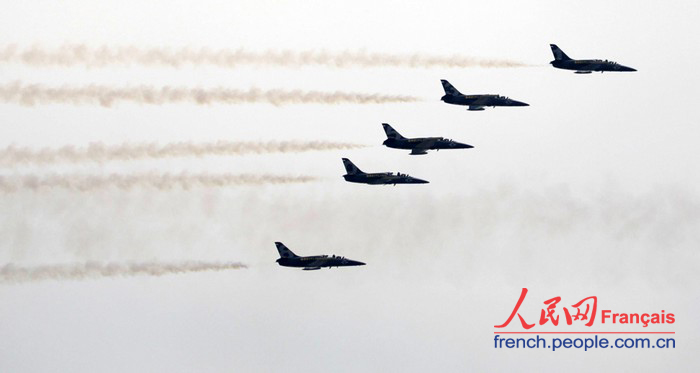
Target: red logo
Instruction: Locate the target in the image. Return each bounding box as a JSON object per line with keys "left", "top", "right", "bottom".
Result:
{"left": 495, "top": 288, "right": 597, "bottom": 329}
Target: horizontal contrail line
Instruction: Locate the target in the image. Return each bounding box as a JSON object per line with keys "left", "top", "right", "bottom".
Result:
{"left": 0, "top": 82, "right": 421, "bottom": 107}
{"left": 0, "top": 261, "right": 247, "bottom": 283}
{"left": 0, "top": 141, "right": 367, "bottom": 165}
{"left": 0, "top": 173, "right": 317, "bottom": 192}
{"left": 0, "top": 44, "right": 530, "bottom": 69}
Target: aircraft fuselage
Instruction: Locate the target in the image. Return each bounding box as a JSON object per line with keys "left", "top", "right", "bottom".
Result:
{"left": 441, "top": 94, "right": 529, "bottom": 109}
{"left": 277, "top": 256, "right": 366, "bottom": 269}
{"left": 550, "top": 59, "right": 636, "bottom": 72}
{"left": 343, "top": 173, "right": 429, "bottom": 185}
{"left": 383, "top": 137, "right": 473, "bottom": 151}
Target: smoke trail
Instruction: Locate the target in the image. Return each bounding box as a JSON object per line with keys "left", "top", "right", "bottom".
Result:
{"left": 0, "top": 44, "right": 529, "bottom": 69}
{"left": 0, "top": 141, "right": 367, "bottom": 165}
{"left": 0, "top": 173, "right": 317, "bottom": 192}
{"left": 0, "top": 261, "right": 247, "bottom": 283}
{"left": 0, "top": 82, "right": 420, "bottom": 107}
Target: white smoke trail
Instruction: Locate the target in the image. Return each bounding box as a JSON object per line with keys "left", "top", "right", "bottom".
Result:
{"left": 0, "top": 141, "right": 367, "bottom": 165}
{"left": 0, "top": 44, "right": 530, "bottom": 69}
{"left": 0, "top": 82, "right": 420, "bottom": 107}
{"left": 0, "top": 261, "right": 247, "bottom": 283}
{"left": 0, "top": 173, "right": 317, "bottom": 192}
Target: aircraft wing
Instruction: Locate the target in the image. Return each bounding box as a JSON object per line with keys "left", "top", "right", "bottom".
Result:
{"left": 411, "top": 138, "right": 439, "bottom": 154}
{"left": 577, "top": 62, "right": 601, "bottom": 71}
{"left": 466, "top": 96, "right": 490, "bottom": 110}
{"left": 471, "top": 96, "right": 490, "bottom": 106}
{"left": 375, "top": 175, "right": 396, "bottom": 184}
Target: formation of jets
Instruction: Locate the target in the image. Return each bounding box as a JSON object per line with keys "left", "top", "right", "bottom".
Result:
{"left": 278, "top": 44, "right": 636, "bottom": 270}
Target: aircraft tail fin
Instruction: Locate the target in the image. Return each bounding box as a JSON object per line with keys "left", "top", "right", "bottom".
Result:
{"left": 275, "top": 242, "right": 299, "bottom": 258}
{"left": 440, "top": 79, "right": 462, "bottom": 96}
{"left": 382, "top": 123, "right": 406, "bottom": 140}
{"left": 342, "top": 158, "right": 364, "bottom": 175}
{"left": 550, "top": 44, "right": 572, "bottom": 61}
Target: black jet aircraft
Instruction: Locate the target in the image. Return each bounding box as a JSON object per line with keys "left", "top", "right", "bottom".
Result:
{"left": 381, "top": 123, "right": 473, "bottom": 155}
{"left": 275, "top": 242, "right": 365, "bottom": 270}
{"left": 440, "top": 79, "right": 529, "bottom": 111}
{"left": 342, "top": 158, "right": 428, "bottom": 185}
{"left": 549, "top": 44, "right": 636, "bottom": 74}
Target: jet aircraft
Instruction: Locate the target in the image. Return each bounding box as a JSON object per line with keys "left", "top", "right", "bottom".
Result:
{"left": 440, "top": 79, "right": 529, "bottom": 111}
{"left": 275, "top": 242, "right": 366, "bottom": 270}
{"left": 549, "top": 44, "right": 637, "bottom": 73}
{"left": 381, "top": 123, "right": 473, "bottom": 155}
{"left": 342, "top": 158, "right": 428, "bottom": 185}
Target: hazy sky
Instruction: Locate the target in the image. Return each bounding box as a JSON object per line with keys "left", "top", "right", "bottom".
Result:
{"left": 1, "top": 1, "right": 699, "bottom": 372}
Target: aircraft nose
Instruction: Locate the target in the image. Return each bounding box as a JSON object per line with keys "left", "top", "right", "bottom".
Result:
{"left": 456, "top": 143, "right": 474, "bottom": 149}
{"left": 348, "top": 260, "right": 366, "bottom": 266}
{"left": 412, "top": 178, "right": 429, "bottom": 184}
{"left": 512, "top": 100, "right": 529, "bottom": 106}
{"left": 622, "top": 66, "right": 637, "bottom": 72}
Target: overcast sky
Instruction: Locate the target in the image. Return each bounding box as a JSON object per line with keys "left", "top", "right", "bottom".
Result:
{"left": 1, "top": 1, "right": 699, "bottom": 372}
